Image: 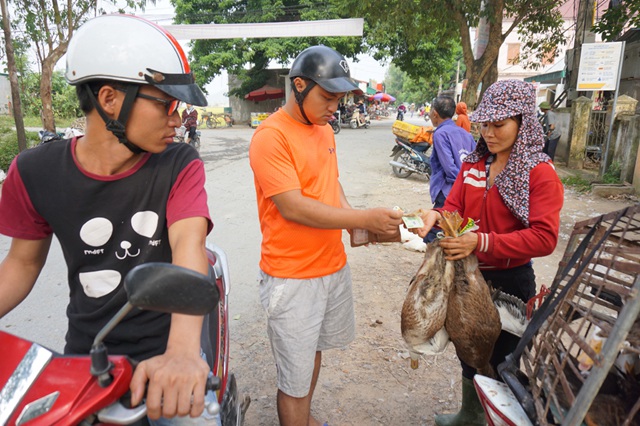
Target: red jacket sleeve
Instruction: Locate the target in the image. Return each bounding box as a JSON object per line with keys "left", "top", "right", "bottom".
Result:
{"left": 483, "top": 163, "right": 564, "bottom": 261}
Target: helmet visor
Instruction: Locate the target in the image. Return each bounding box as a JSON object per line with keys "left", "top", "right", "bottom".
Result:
{"left": 158, "top": 83, "right": 208, "bottom": 107}
{"left": 144, "top": 68, "right": 208, "bottom": 107}
{"left": 316, "top": 76, "right": 359, "bottom": 94}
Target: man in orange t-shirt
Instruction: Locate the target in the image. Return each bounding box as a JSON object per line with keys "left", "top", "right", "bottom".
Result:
{"left": 249, "top": 46, "right": 403, "bottom": 426}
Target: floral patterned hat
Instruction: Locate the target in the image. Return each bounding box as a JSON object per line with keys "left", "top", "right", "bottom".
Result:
{"left": 465, "top": 79, "right": 551, "bottom": 227}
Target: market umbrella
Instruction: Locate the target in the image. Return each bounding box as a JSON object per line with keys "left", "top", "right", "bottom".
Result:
{"left": 372, "top": 92, "right": 396, "bottom": 102}
{"left": 244, "top": 85, "right": 285, "bottom": 102}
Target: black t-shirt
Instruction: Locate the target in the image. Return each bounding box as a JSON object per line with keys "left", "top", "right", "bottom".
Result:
{"left": 16, "top": 140, "right": 201, "bottom": 360}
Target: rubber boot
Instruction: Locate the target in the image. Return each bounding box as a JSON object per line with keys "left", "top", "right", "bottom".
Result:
{"left": 435, "top": 376, "right": 486, "bottom": 426}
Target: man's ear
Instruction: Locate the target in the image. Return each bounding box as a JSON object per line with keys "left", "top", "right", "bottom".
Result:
{"left": 292, "top": 77, "right": 308, "bottom": 92}
{"left": 97, "top": 85, "right": 120, "bottom": 117}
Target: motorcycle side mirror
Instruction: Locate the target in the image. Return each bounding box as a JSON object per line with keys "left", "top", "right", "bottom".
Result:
{"left": 91, "top": 263, "right": 219, "bottom": 385}
{"left": 124, "top": 262, "right": 219, "bottom": 315}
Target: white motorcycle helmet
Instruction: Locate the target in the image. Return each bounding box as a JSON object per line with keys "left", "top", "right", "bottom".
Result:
{"left": 66, "top": 14, "right": 207, "bottom": 152}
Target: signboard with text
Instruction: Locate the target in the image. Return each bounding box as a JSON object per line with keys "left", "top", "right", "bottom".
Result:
{"left": 577, "top": 42, "right": 624, "bottom": 91}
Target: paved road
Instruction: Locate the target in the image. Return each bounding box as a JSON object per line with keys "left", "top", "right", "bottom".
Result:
{"left": 0, "top": 114, "right": 423, "bottom": 352}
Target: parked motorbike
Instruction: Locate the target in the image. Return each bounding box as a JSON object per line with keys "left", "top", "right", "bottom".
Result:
{"left": 175, "top": 124, "right": 201, "bottom": 152}
{"left": 0, "top": 244, "right": 249, "bottom": 426}
{"left": 329, "top": 112, "right": 341, "bottom": 134}
{"left": 349, "top": 110, "right": 370, "bottom": 129}
{"left": 389, "top": 137, "right": 431, "bottom": 179}
{"left": 38, "top": 130, "right": 63, "bottom": 144}
{"left": 340, "top": 109, "right": 353, "bottom": 126}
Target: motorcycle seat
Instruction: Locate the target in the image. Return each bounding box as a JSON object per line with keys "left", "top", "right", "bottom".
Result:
{"left": 411, "top": 142, "right": 430, "bottom": 152}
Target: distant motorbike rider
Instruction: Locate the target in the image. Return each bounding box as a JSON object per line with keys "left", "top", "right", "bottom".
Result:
{"left": 397, "top": 104, "right": 407, "bottom": 121}
{"left": 353, "top": 100, "right": 368, "bottom": 126}
{"left": 181, "top": 103, "right": 198, "bottom": 145}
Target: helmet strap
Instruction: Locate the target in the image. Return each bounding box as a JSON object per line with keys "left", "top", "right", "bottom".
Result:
{"left": 86, "top": 84, "right": 146, "bottom": 154}
{"left": 291, "top": 79, "right": 316, "bottom": 125}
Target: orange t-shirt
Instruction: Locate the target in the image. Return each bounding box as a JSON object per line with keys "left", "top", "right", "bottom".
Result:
{"left": 249, "top": 110, "right": 347, "bottom": 279}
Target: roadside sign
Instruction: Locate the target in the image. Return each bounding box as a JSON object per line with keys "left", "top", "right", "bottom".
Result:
{"left": 576, "top": 42, "right": 624, "bottom": 91}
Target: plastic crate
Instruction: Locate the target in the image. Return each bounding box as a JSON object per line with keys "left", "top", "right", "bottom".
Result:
{"left": 392, "top": 120, "right": 434, "bottom": 144}
{"left": 392, "top": 120, "right": 422, "bottom": 140}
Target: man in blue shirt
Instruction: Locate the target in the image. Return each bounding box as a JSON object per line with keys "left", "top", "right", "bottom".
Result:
{"left": 425, "top": 96, "right": 476, "bottom": 243}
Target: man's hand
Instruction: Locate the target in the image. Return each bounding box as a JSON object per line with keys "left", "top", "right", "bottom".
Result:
{"left": 130, "top": 349, "right": 210, "bottom": 420}
{"left": 365, "top": 208, "right": 404, "bottom": 235}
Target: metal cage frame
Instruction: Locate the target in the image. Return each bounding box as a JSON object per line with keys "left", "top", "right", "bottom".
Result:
{"left": 500, "top": 204, "right": 640, "bottom": 425}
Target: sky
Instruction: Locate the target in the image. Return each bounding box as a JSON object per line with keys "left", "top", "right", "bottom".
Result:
{"left": 97, "top": 0, "right": 389, "bottom": 106}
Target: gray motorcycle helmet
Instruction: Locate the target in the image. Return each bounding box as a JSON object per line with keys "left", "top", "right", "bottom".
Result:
{"left": 289, "top": 45, "right": 359, "bottom": 93}
{"left": 288, "top": 45, "right": 358, "bottom": 124}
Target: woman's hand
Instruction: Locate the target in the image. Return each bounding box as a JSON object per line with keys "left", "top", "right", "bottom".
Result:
{"left": 439, "top": 232, "right": 478, "bottom": 261}
{"left": 409, "top": 209, "right": 442, "bottom": 238}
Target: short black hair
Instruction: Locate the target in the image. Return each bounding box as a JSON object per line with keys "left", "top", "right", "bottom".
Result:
{"left": 75, "top": 80, "right": 129, "bottom": 113}
{"left": 432, "top": 96, "right": 456, "bottom": 119}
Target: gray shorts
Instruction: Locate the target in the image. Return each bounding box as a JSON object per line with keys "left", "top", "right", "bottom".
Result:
{"left": 259, "top": 264, "right": 356, "bottom": 397}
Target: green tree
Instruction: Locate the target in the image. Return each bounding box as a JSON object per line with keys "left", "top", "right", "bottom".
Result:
{"left": 9, "top": 0, "right": 151, "bottom": 132}
{"left": 19, "top": 70, "right": 80, "bottom": 119}
{"left": 385, "top": 56, "right": 464, "bottom": 107}
{"left": 1, "top": 0, "right": 27, "bottom": 151}
{"left": 592, "top": 0, "right": 640, "bottom": 41}
{"left": 389, "top": 68, "right": 435, "bottom": 106}
{"left": 345, "top": 0, "right": 459, "bottom": 83}
{"left": 171, "top": 0, "right": 366, "bottom": 97}
{"left": 345, "top": 0, "right": 565, "bottom": 107}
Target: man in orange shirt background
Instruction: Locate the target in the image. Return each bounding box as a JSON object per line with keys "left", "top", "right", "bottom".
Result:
{"left": 249, "top": 45, "right": 403, "bottom": 426}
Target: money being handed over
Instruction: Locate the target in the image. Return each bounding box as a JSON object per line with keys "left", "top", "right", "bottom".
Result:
{"left": 402, "top": 214, "right": 424, "bottom": 229}
{"left": 393, "top": 207, "right": 425, "bottom": 229}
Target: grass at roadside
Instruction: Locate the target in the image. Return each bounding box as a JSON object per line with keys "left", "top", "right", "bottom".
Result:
{"left": 561, "top": 175, "right": 592, "bottom": 193}
{"left": 0, "top": 115, "right": 77, "bottom": 129}
{"left": 0, "top": 126, "right": 42, "bottom": 172}
{"left": 0, "top": 114, "right": 79, "bottom": 172}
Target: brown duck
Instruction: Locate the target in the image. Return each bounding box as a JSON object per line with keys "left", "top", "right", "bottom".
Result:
{"left": 440, "top": 211, "right": 502, "bottom": 378}
{"left": 401, "top": 238, "right": 455, "bottom": 369}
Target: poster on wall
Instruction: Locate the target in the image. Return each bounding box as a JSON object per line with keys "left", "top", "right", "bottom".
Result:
{"left": 576, "top": 42, "right": 624, "bottom": 91}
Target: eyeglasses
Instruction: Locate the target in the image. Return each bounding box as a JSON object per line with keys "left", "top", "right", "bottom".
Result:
{"left": 116, "top": 88, "right": 179, "bottom": 116}
{"left": 135, "top": 92, "right": 180, "bottom": 116}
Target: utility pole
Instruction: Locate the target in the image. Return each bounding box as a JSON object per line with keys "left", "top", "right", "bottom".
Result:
{"left": 567, "top": 0, "right": 596, "bottom": 102}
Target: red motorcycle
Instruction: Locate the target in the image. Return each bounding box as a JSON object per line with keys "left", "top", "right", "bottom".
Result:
{"left": 0, "top": 244, "right": 249, "bottom": 426}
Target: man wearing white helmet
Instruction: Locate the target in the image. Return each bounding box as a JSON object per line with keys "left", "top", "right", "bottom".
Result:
{"left": 249, "top": 45, "right": 403, "bottom": 426}
{"left": 0, "top": 14, "right": 215, "bottom": 425}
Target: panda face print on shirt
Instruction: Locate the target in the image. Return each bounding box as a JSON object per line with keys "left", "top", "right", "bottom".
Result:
{"left": 78, "top": 211, "right": 161, "bottom": 298}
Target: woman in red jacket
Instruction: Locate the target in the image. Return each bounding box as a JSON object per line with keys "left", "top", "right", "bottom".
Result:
{"left": 416, "top": 79, "right": 564, "bottom": 426}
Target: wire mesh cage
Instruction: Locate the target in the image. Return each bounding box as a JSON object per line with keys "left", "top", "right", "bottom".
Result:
{"left": 501, "top": 204, "right": 640, "bottom": 425}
